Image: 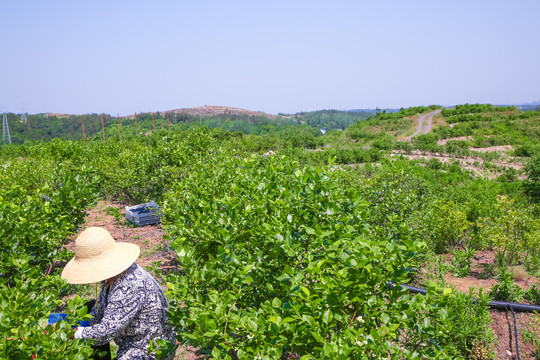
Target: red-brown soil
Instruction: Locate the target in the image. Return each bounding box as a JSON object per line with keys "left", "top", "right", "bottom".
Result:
{"left": 443, "top": 250, "right": 538, "bottom": 293}
{"left": 490, "top": 310, "right": 537, "bottom": 360}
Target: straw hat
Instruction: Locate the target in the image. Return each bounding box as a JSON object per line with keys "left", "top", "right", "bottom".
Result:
{"left": 61, "top": 227, "right": 140, "bottom": 284}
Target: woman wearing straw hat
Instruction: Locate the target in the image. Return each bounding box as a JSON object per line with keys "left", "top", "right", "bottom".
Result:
{"left": 62, "top": 227, "right": 176, "bottom": 360}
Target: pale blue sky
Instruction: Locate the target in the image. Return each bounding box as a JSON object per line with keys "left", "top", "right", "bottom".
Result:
{"left": 1, "top": 0, "right": 538, "bottom": 115}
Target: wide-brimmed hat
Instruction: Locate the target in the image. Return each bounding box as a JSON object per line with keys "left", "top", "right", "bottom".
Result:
{"left": 61, "top": 227, "right": 140, "bottom": 284}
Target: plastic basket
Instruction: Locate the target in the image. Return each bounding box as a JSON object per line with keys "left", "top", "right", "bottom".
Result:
{"left": 125, "top": 201, "right": 162, "bottom": 226}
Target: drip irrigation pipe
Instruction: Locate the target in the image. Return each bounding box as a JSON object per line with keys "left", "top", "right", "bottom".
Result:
{"left": 509, "top": 305, "right": 521, "bottom": 360}
{"left": 393, "top": 283, "right": 540, "bottom": 312}
{"left": 393, "top": 283, "right": 526, "bottom": 359}
{"left": 487, "top": 299, "right": 540, "bottom": 313}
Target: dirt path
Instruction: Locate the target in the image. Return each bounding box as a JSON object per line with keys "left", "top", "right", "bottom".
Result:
{"left": 406, "top": 110, "right": 441, "bottom": 139}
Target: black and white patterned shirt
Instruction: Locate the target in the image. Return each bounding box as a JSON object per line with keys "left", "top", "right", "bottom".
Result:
{"left": 82, "top": 263, "right": 176, "bottom": 360}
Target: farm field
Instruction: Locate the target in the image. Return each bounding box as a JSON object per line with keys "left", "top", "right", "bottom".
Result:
{"left": 80, "top": 201, "right": 540, "bottom": 360}
{"left": 1, "top": 104, "right": 540, "bottom": 359}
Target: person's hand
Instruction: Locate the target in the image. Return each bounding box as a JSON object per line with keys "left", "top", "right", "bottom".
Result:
{"left": 74, "top": 326, "right": 85, "bottom": 339}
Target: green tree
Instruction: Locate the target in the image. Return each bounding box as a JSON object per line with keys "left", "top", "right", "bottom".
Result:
{"left": 524, "top": 153, "right": 540, "bottom": 203}
{"left": 424, "top": 199, "right": 470, "bottom": 253}
{"left": 478, "top": 196, "right": 539, "bottom": 265}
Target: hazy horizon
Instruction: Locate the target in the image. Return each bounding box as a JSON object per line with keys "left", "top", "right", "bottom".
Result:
{"left": 1, "top": 0, "right": 539, "bottom": 116}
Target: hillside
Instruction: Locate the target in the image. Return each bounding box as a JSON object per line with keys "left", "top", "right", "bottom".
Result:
{"left": 121, "top": 105, "right": 278, "bottom": 120}
{"left": 1, "top": 106, "right": 371, "bottom": 143}
{"left": 330, "top": 104, "right": 540, "bottom": 180}
{"left": 167, "top": 105, "right": 277, "bottom": 119}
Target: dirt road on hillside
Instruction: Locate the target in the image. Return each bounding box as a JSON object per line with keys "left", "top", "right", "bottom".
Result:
{"left": 406, "top": 110, "right": 441, "bottom": 139}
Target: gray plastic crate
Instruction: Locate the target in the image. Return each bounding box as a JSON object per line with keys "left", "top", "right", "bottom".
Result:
{"left": 125, "top": 201, "right": 162, "bottom": 226}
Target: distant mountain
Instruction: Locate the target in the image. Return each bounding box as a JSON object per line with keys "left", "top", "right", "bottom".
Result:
{"left": 493, "top": 100, "right": 540, "bottom": 111}
{"left": 162, "top": 105, "right": 276, "bottom": 120}
{"left": 41, "top": 105, "right": 277, "bottom": 120}
{"left": 514, "top": 104, "right": 539, "bottom": 111}
{"left": 121, "top": 105, "right": 277, "bottom": 120}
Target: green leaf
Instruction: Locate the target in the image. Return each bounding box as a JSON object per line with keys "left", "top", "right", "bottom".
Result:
{"left": 281, "top": 317, "right": 294, "bottom": 324}
{"left": 302, "top": 315, "right": 316, "bottom": 327}
{"left": 443, "top": 288, "right": 452, "bottom": 296}
{"left": 378, "top": 325, "right": 389, "bottom": 337}
{"left": 320, "top": 230, "right": 334, "bottom": 238}
{"left": 322, "top": 309, "right": 333, "bottom": 325}
{"left": 305, "top": 227, "right": 315, "bottom": 235}
{"left": 311, "top": 331, "right": 324, "bottom": 343}
{"left": 300, "top": 286, "right": 310, "bottom": 297}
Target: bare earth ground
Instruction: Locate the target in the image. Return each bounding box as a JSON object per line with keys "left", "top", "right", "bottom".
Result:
{"left": 390, "top": 149, "right": 525, "bottom": 180}
{"left": 65, "top": 201, "right": 540, "bottom": 359}
{"left": 437, "top": 136, "right": 474, "bottom": 145}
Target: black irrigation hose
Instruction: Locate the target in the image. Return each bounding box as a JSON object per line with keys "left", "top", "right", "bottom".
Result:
{"left": 392, "top": 283, "right": 528, "bottom": 359}
{"left": 488, "top": 300, "right": 540, "bottom": 312}
{"left": 398, "top": 283, "right": 540, "bottom": 313}
{"left": 509, "top": 304, "right": 521, "bottom": 360}
{"left": 399, "top": 284, "right": 427, "bottom": 295}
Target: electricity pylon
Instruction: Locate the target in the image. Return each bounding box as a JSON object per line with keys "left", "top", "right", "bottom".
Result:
{"left": 3, "top": 113, "right": 11, "bottom": 143}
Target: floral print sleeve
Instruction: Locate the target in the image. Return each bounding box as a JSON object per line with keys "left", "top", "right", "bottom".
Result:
{"left": 82, "top": 263, "right": 176, "bottom": 360}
